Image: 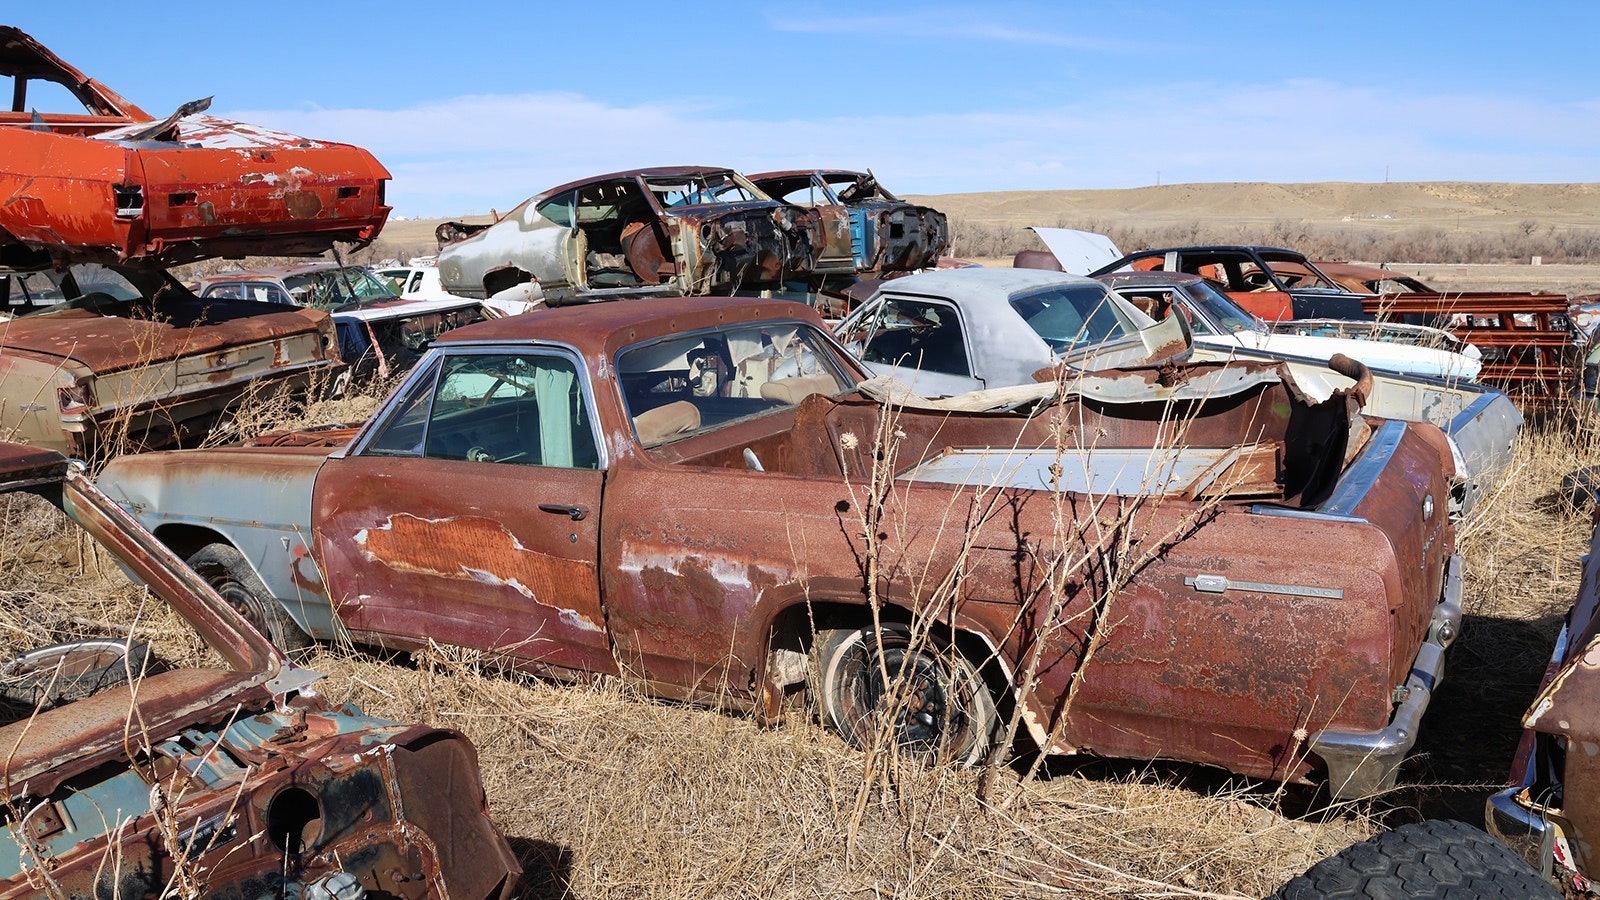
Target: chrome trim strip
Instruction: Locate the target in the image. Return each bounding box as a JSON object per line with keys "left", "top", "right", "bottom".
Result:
{"left": 1247, "top": 504, "right": 1368, "bottom": 524}
{"left": 1183, "top": 574, "right": 1343, "bottom": 600}
{"left": 1309, "top": 554, "right": 1463, "bottom": 799}
{"left": 1319, "top": 418, "right": 1408, "bottom": 518}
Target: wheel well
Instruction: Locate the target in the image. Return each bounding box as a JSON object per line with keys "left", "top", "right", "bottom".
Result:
{"left": 482, "top": 265, "right": 533, "bottom": 298}
{"left": 767, "top": 600, "right": 1012, "bottom": 702}
{"left": 152, "top": 523, "right": 230, "bottom": 563}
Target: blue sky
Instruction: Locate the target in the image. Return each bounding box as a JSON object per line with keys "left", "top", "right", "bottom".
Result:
{"left": 13, "top": 2, "right": 1598, "bottom": 217}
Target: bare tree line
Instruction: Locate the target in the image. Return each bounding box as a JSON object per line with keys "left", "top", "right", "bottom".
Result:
{"left": 952, "top": 217, "right": 1600, "bottom": 264}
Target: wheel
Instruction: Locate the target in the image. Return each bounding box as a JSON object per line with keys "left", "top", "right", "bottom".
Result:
{"left": 0, "top": 638, "right": 152, "bottom": 710}
{"left": 1269, "top": 819, "right": 1560, "bottom": 899}
{"left": 186, "top": 543, "right": 313, "bottom": 653}
{"left": 816, "top": 623, "right": 998, "bottom": 767}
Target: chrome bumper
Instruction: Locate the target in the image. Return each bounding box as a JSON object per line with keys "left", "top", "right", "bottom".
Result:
{"left": 1487, "top": 783, "right": 1557, "bottom": 880}
{"left": 1309, "top": 554, "right": 1463, "bottom": 799}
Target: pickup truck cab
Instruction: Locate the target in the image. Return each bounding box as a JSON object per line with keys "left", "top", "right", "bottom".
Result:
{"left": 98, "top": 295, "right": 1462, "bottom": 798}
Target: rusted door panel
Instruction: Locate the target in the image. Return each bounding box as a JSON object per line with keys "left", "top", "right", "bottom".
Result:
{"left": 814, "top": 204, "right": 855, "bottom": 271}
{"left": 313, "top": 457, "right": 614, "bottom": 674}
{"left": 0, "top": 129, "right": 130, "bottom": 254}
{"left": 1228, "top": 290, "right": 1295, "bottom": 321}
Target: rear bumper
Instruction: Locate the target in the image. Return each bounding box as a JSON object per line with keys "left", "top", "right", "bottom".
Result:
{"left": 1309, "top": 554, "right": 1463, "bottom": 799}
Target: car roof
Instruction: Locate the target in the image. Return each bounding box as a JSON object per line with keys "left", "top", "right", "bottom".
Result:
{"left": 749, "top": 169, "right": 865, "bottom": 181}
{"left": 538, "top": 166, "right": 743, "bottom": 197}
{"left": 871, "top": 267, "right": 1106, "bottom": 309}
{"left": 436, "top": 295, "right": 833, "bottom": 359}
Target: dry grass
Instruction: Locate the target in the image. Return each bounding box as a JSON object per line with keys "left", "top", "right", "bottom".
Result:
{"left": 2, "top": 381, "right": 1597, "bottom": 898}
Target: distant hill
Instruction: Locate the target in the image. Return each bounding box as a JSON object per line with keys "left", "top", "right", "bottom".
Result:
{"left": 908, "top": 181, "right": 1600, "bottom": 233}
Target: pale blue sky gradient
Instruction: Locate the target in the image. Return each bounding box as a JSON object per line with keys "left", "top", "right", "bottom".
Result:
{"left": 13, "top": 2, "right": 1598, "bottom": 216}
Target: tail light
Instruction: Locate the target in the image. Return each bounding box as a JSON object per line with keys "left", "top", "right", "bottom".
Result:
{"left": 57, "top": 383, "right": 93, "bottom": 417}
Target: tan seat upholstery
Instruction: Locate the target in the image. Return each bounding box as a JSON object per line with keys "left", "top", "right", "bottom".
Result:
{"left": 633, "top": 400, "right": 701, "bottom": 445}
{"left": 759, "top": 374, "right": 839, "bottom": 405}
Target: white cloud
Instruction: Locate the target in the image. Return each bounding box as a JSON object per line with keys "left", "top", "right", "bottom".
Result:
{"left": 220, "top": 80, "right": 1600, "bottom": 218}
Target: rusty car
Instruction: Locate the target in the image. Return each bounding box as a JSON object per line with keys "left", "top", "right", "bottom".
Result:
{"left": 748, "top": 169, "right": 948, "bottom": 278}
{"left": 0, "top": 26, "right": 390, "bottom": 270}
{"left": 837, "top": 267, "right": 1517, "bottom": 515}
{"left": 198, "top": 262, "right": 496, "bottom": 391}
{"left": 1485, "top": 502, "right": 1600, "bottom": 894}
{"left": 1235, "top": 255, "right": 1585, "bottom": 409}
{"left": 1087, "top": 242, "right": 1373, "bottom": 322}
{"left": 0, "top": 442, "right": 519, "bottom": 899}
{"left": 0, "top": 263, "right": 339, "bottom": 457}
{"left": 434, "top": 167, "right": 822, "bottom": 304}
{"left": 96, "top": 295, "right": 1462, "bottom": 798}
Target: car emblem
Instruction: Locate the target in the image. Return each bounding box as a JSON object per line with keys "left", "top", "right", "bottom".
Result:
{"left": 1423, "top": 494, "right": 1435, "bottom": 520}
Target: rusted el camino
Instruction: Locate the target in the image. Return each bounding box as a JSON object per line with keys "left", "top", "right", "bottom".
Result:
{"left": 99, "top": 296, "right": 1461, "bottom": 798}
{"left": 435, "top": 167, "right": 821, "bottom": 304}
{"left": 0, "top": 264, "right": 338, "bottom": 457}
{"left": 0, "top": 26, "right": 390, "bottom": 270}
{"left": 0, "top": 443, "right": 518, "bottom": 899}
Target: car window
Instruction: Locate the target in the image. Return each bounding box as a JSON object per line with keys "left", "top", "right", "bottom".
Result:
{"left": 64, "top": 264, "right": 141, "bottom": 301}
{"left": 362, "top": 353, "right": 599, "bottom": 469}
{"left": 2, "top": 76, "right": 91, "bottom": 115}
{"left": 851, "top": 297, "right": 971, "bottom": 377}
{"left": 282, "top": 268, "right": 396, "bottom": 309}
{"left": 646, "top": 172, "right": 759, "bottom": 209}
{"left": 535, "top": 189, "right": 577, "bottom": 228}
{"left": 1009, "top": 284, "right": 1133, "bottom": 353}
{"left": 3, "top": 271, "right": 67, "bottom": 311}
{"left": 618, "top": 323, "right": 850, "bottom": 446}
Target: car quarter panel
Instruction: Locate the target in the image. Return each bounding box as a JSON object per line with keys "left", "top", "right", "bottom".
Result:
{"left": 96, "top": 447, "right": 335, "bottom": 635}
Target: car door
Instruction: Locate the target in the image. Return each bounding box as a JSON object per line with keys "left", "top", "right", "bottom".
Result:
{"left": 312, "top": 347, "right": 615, "bottom": 675}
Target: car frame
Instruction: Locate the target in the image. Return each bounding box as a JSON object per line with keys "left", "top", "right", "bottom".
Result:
{"left": 0, "top": 263, "right": 339, "bottom": 457}
{"left": 435, "top": 166, "right": 822, "bottom": 304}
{"left": 749, "top": 169, "right": 948, "bottom": 277}
{"left": 0, "top": 25, "right": 391, "bottom": 270}
{"left": 0, "top": 442, "right": 519, "bottom": 899}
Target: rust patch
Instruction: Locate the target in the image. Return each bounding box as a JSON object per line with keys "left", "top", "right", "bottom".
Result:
{"left": 356, "top": 513, "right": 602, "bottom": 630}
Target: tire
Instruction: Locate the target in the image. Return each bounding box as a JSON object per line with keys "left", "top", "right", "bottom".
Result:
{"left": 187, "top": 543, "right": 313, "bottom": 653}
{"left": 1269, "top": 819, "right": 1560, "bottom": 899}
{"left": 0, "top": 638, "right": 152, "bottom": 710}
{"left": 817, "top": 623, "right": 998, "bottom": 767}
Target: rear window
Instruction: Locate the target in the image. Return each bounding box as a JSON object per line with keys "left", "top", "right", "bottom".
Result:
{"left": 1009, "top": 284, "right": 1133, "bottom": 353}
{"left": 618, "top": 323, "right": 850, "bottom": 446}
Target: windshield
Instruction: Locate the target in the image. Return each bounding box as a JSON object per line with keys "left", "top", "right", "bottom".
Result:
{"left": 1009, "top": 284, "right": 1133, "bottom": 353}
{"left": 618, "top": 322, "right": 851, "bottom": 446}
{"left": 282, "top": 267, "right": 397, "bottom": 309}
{"left": 1180, "top": 280, "right": 1261, "bottom": 334}
{"left": 645, "top": 172, "right": 765, "bottom": 210}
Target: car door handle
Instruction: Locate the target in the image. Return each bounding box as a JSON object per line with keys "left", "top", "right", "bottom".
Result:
{"left": 538, "top": 503, "right": 588, "bottom": 521}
